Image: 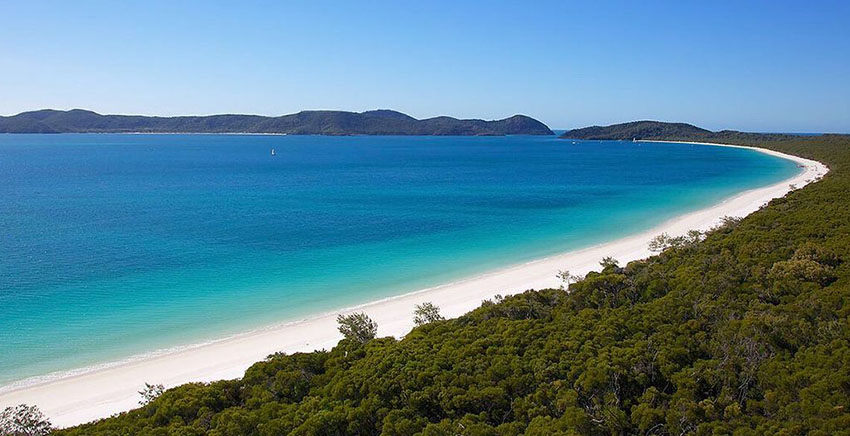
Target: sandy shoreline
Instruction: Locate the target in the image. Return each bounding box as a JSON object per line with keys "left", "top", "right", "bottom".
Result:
{"left": 0, "top": 141, "right": 828, "bottom": 428}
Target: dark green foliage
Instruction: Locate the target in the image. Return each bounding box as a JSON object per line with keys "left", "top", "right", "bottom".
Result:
{"left": 138, "top": 383, "right": 165, "bottom": 406}
{"left": 337, "top": 312, "right": 378, "bottom": 344}
{"left": 1, "top": 404, "right": 53, "bottom": 436}
{"left": 0, "top": 109, "right": 553, "bottom": 136}
{"left": 413, "top": 303, "right": 444, "bottom": 326}
{"left": 561, "top": 120, "right": 711, "bottom": 140}
{"left": 56, "top": 134, "right": 850, "bottom": 435}
{"left": 560, "top": 120, "right": 796, "bottom": 142}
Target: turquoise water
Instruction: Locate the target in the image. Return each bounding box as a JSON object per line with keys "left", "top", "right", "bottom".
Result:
{"left": 0, "top": 134, "right": 799, "bottom": 386}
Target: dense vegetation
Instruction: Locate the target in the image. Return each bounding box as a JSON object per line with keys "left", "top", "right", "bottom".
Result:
{"left": 0, "top": 109, "right": 553, "bottom": 136}
{"left": 52, "top": 134, "right": 850, "bottom": 435}
{"left": 560, "top": 121, "right": 797, "bottom": 142}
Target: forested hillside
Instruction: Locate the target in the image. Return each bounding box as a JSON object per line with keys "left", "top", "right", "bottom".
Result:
{"left": 55, "top": 135, "right": 850, "bottom": 435}
{"left": 560, "top": 121, "right": 796, "bottom": 142}
{"left": 0, "top": 109, "right": 553, "bottom": 136}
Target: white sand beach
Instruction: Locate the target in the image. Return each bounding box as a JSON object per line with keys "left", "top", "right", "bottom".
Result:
{"left": 0, "top": 142, "right": 829, "bottom": 428}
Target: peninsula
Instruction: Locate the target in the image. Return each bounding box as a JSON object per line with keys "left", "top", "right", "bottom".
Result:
{"left": 0, "top": 109, "right": 554, "bottom": 136}
{"left": 560, "top": 120, "right": 796, "bottom": 142}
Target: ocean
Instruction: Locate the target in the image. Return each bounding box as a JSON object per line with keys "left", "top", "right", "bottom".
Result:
{"left": 0, "top": 134, "right": 799, "bottom": 386}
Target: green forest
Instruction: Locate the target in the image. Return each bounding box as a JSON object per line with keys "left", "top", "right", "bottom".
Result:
{"left": 560, "top": 120, "right": 797, "bottom": 142}
{"left": 52, "top": 134, "right": 850, "bottom": 435}
{"left": 0, "top": 109, "right": 553, "bottom": 136}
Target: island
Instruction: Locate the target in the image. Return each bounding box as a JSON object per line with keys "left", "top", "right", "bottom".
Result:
{"left": 0, "top": 109, "right": 554, "bottom": 136}
{"left": 560, "top": 120, "right": 795, "bottom": 142}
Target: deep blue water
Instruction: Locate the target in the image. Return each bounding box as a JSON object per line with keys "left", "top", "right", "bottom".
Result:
{"left": 0, "top": 134, "right": 799, "bottom": 385}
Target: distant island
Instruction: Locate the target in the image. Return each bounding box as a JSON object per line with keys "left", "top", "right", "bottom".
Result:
{"left": 0, "top": 109, "right": 554, "bottom": 136}
{"left": 560, "top": 120, "right": 795, "bottom": 142}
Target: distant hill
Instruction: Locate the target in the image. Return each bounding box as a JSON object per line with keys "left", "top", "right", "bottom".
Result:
{"left": 560, "top": 120, "right": 795, "bottom": 142}
{"left": 0, "top": 109, "right": 554, "bottom": 136}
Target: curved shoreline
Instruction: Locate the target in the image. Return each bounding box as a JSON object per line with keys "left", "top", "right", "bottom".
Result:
{"left": 0, "top": 142, "right": 829, "bottom": 428}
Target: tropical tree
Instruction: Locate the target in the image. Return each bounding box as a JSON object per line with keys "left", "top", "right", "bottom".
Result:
{"left": 413, "top": 302, "right": 444, "bottom": 326}
{"left": 556, "top": 269, "right": 583, "bottom": 289}
{"left": 138, "top": 383, "right": 165, "bottom": 406}
{"left": 336, "top": 312, "right": 378, "bottom": 343}
{"left": 0, "top": 404, "right": 52, "bottom": 436}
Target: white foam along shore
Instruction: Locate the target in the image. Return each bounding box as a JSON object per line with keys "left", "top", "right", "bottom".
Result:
{"left": 0, "top": 141, "right": 829, "bottom": 428}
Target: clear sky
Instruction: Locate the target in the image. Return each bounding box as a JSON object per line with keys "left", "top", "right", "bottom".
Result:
{"left": 1, "top": 1, "right": 848, "bottom": 132}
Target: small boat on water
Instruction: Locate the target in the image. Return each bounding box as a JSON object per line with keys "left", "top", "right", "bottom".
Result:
{"left": 271, "top": 148, "right": 276, "bottom": 156}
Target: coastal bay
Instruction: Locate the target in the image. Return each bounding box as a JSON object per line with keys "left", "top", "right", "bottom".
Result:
{"left": 0, "top": 136, "right": 822, "bottom": 426}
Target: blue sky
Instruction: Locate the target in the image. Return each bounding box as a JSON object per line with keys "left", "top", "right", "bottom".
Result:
{"left": 1, "top": 1, "right": 848, "bottom": 132}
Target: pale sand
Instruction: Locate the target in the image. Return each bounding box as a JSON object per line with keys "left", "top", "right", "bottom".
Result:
{"left": 0, "top": 141, "right": 828, "bottom": 428}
